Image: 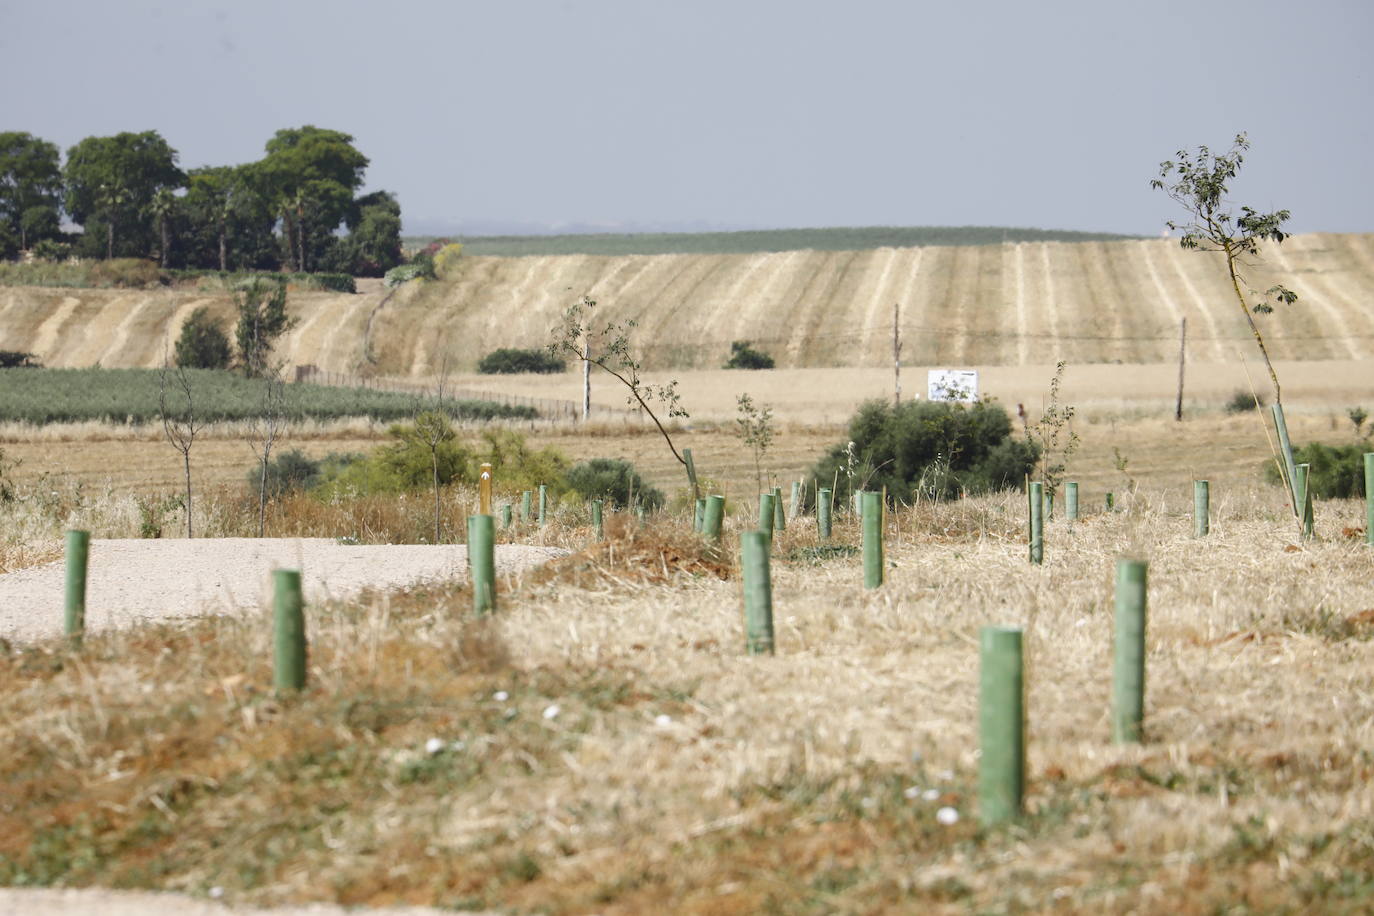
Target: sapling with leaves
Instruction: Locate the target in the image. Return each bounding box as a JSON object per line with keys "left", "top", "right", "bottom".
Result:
{"left": 550, "top": 295, "right": 690, "bottom": 470}
{"left": 1152, "top": 133, "right": 1304, "bottom": 519}
{"left": 158, "top": 361, "right": 203, "bottom": 538}
{"left": 1030, "top": 361, "right": 1079, "bottom": 505}
{"left": 405, "top": 355, "right": 457, "bottom": 544}
{"left": 735, "top": 393, "right": 774, "bottom": 497}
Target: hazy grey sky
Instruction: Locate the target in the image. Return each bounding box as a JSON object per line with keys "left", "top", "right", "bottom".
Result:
{"left": 3, "top": 0, "right": 1370, "bottom": 236}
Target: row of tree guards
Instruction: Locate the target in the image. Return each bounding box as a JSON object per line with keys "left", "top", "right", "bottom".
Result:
{"left": 54, "top": 453, "right": 1373, "bottom": 825}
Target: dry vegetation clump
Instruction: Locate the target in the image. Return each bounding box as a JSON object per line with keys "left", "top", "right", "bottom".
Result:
{"left": 1, "top": 485, "right": 1373, "bottom": 912}
{"left": 524, "top": 514, "right": 733, "bottom": 591}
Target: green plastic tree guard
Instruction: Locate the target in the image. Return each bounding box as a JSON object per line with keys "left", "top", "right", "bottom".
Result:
{"left": 273, "top": 568, "right": 306, "bottom": 691}
{"left": 1028, "top": 482, "right": 1044, "bottom": 565}
{"left": 694, "top": 497, "right": 706, "bottom": 532}
{"left": 741, "top": 530, "right": 774, "bottom": 655}
{"left": 1065, "top": 482, "right": 1079, "bottom": 522}
{"left": 538, "top": 484, "right": 548, "bottom": 527}
{"left": 817, "top": 487, "right": 833, "bottom": 540}
{"left": 521, "top": 490, "right": 532, "bottom": 523}
{"left": 758, "top": 492, "right": 775, "bottom": 547}
{"left": 1043, "top": 488, "right": 1054, "bottom": 522}
{"left": 702, "top": 494, "right": 725, "bottom": 544}
{"left": 468, "top": 514, "right": 496, "bottom": 615}
{"left": 1112, "top": 559, "right": 1148, "bottom": 743}
{"left": 862, "top": 490, "right": 883, "bottom": 588}
{"left": 1106, "top": 492, "right": 1115, "bottom": 511}
{"left": 501, "top": 504, "right": 513, "bottom": 529}
{"left": 1272, "top": 403, "right": 1301, "bottom": 515}
{"left": 591, "top": 499, "right": 604, "bottom": 541}
{"left": 1194, "top": 480, "right": 1210, "bottom": 538}
{"left": 789, "top": 480, "right": 802, "bottom": 519}
{"left": 772, "top": 486, "right": 786, "bottom": 531}
{"left": 64, "top": 529, "right": 89, "bottom": 644}
{"left": 1295, "top": 463, "right": 1313, "bottom": 541}
{"left": 978, "top": 626, "right": 1024, "bottom": 825}
{"left": 1365, "top": 453, "right": 1374, "bottom": 546}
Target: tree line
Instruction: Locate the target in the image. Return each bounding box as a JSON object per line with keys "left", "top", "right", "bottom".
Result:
{"left": 0, "top": 126, "right": 403, "bottom": 277}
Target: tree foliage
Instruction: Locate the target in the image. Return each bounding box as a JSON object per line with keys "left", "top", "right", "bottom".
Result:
{"left": 0, "top": 132, "right": 63, "bottom": 250}
{"left": 478, "top": 347, "right": 566, "bottom": 374}
{"left": 174, "top": 307, "right": 232, "bottom": 370}
{"left": 564, "top": 458, "right": 663, "bottom": 511}
{"left": 234, "top": 280, "right": 293, "bottom": 377}
{"left": 724, "top": 340, "right": 775, "bottom": 370}
{"left": 1151, "top": 133, "right": 1298, "bottom": 402}
{"left": 64, "top": 131, "right": 184, "bottom": 260}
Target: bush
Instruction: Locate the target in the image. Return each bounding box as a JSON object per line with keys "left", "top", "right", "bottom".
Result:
{"left": 174, "top": 307, "right": 232, "bottom": 370}
{"left": 809, "top": 399, "right": 1040, "bottom": 503}
{"left": 87, "top": 259, "right": 164, "bottom": 288}
{"left": 1225, "top": 389, "right": 1266, "bottom": 414}
{"left": 0, "top": 351, "right": 41, "bottom": 369}
{"left": 1264, "top": 442, "right": 1369, "bottom": 499}
{"left": 432, "top": 243, "right": 464, "bottom": 279}
{"left": 249, "top": 449, "right": 322, "bottom": 498}
{"left": 724, "top": 340, "right": 775, "bottom": 370}
{"left": 479, "top": 429, "right": 571, "bottom": 495}
{"left": 384, "top": 261, "right": 435, "bottom": 288}
{"left": 30, "top": 239, "right": 69, "bottom": 262}
{"left": 564, "top": 458, "right": 663, "bottom": 511}
{"left": 477, "top": 347, "right": 566, "bottom": 375}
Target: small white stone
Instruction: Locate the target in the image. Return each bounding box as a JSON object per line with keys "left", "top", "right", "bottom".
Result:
{"left": 493, "top": 690, "right": 509, "bottom": 702}
{"left": 208, "top": 887, "right": 224, "bottom": 899}
{"left": 936, "top": 806, "right": 959, "bottom": 825}
{"left": 903, "top": 786, "right": 921, "bottom": 800}
{"left": 860, "top": 796, "right": 876, "bottom": 810}
{"left": 542, "top": 704, "right": 561, "bottom": 720}
{"left": 654, "top": 714, "right": 673, "bottom": 727}
{"left": 922, "top": 788, "right": 940, "bottom": 802}
{"left": 425, "top": 737, "right": 445, "bottom": 755}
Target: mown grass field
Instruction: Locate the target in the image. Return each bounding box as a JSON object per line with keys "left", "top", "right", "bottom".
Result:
{"left": 1, "top": 480, "right": 1372, "bottom": 912}
{"left": 2, "top": 233, "right": 1371, "bottom": 375}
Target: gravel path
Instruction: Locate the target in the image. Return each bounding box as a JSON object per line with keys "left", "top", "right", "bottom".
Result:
{"left": 0, "top": 538, "right": 567, "bottom": 644}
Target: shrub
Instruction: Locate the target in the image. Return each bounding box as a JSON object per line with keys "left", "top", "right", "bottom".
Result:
{"left": 433, "top": 243, "right": 464, "bottom": 279}
{"left": 479, "top": 429, "right": 571, "bottom": 495}
{"left": 87, "top": 258, "right": 163, "bottom": 288}
{"left": 809, "top": 398, "right": 1040, "bottom": 503}
{"left": 30, "top": 239, "right": 69, "bottom": 262}
{"left": 724, "top": 340, "right": 775, "bottom": 370}
{"left": 248, "top": 448, "right": 322, "bottom": 498}
{"left": 478, "top": 347, "right": 566, "bottom": 375}
{"left": 564, "top": 458, "right": 663, "bottom": 511}
{"left": 0, "top": 351, "right": 41, "bottom": 369}
{"left": 1225, "top": 389, "right": 1266, "bottom": 414}
{"left": 1263, "top": 442, "right": 1368, "bottom": 499}
{"left": 384, "top": 261, "right": 434, "bottom": 288}
{"left": 174, "top": 307, "right": 232, "bottom": 370}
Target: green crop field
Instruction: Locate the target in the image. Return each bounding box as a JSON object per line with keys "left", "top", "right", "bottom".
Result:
{"left": 405, "top": 224, "right": 1143, "bottom": 257}
{"left": 0, "top": 368, "right": 536, "bottom": 425}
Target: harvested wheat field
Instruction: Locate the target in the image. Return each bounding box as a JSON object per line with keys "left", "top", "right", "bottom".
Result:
{"left": 2, "top": 234, "right": 1373, "bottom": 374}
{"left": 2, "top": 486, "right": 1373, "bottom": 912}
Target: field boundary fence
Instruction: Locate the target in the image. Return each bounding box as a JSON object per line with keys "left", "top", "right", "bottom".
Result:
{"left": 292, "top": 365, "right": 645, "bottom": 424}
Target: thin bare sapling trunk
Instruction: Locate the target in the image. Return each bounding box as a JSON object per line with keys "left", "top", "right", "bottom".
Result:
{"left": 159, "top": 362, "right": 203, "bottom": 538}
{"left": 247, "top": 372, "right": 288, "bottom": 537}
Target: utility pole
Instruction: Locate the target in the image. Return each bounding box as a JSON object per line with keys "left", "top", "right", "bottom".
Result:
{"left": 893, "top": 302, "right": 902, "bottom": 408}
{"left": 1175, "top": 317, "right": 1187, "bottom": 422}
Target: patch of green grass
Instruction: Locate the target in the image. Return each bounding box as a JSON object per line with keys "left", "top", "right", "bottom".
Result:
{"left": 405, "top": 225, "right": 1144, "bottom": 258}
{"left": 0, "top": 368, "right": 535, "bottom": 425}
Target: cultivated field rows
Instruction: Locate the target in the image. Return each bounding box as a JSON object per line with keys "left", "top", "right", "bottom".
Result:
{"left": 1, "top": 234, "right": 1372, "bottom": 375}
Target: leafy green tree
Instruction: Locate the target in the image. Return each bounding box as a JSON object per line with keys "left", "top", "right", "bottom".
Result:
{"left": 345, "top": 190, "right": 403, "bottom": 276}
{"left": 234, "top": 280, "right": 294, "bottom": 377}
{"left": 64, "top": 131, "right": 184, "bottom": 259}
{"left": 1151, "top": 133, "right": 1298, "bottom": 404}
{"left": 174, "top": 307, "right": 232, "bottom": 369}
{"left": 182, "top": 165, "right": 276, "bottom": 270}
{"left": 258, "top": 126, "right": 368, "bottom": 271}
{"left": 0, "top": 132, "right": 64, "bottom": 251}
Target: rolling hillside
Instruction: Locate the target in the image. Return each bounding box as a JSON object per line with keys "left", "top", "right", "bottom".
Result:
{"left": 2, "top": 233, "right": 1372, "bottom": 376}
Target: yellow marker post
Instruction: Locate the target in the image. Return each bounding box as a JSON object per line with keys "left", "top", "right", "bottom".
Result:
{"left": 479, "top": 462, "right": 493, "bottom": 516}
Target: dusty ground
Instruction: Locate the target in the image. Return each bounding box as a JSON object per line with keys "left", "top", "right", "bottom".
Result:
{"left": 0, "top": 887, "right": 476, "bottom": 916}
{"left": 0, "top": 539, "right": 566, "bottom": 645}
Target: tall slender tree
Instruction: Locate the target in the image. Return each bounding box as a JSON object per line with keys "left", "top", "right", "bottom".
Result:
{"left": 0, "top": 132, "right": 63, "bottom": 251}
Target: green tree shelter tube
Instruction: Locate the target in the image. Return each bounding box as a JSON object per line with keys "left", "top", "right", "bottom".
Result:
{"left": 978, "top": 626, "right": 1024, "bottom": 825}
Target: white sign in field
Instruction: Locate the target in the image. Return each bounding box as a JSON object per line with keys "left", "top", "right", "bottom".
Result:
{"left": 927, "top": 369, "right": 979, "bottom": 402}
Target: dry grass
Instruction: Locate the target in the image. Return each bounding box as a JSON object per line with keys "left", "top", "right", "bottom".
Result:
{"left": 4, "top": 234, "right": 1374, "bottom": 375}
{"left": 2, "top": 487, "right": 1373, "bottom": 912}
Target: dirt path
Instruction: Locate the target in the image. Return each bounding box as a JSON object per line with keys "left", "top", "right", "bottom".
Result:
{"left": 0, "top": 538, "right": 567, "bottom": 645}
{"left": 0, "top": 887, "right": 484, "bottom": 916}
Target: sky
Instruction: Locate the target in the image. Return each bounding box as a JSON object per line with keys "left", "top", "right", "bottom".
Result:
{"left": 3, "top": 0, "right": 1371, "bottom": 237}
